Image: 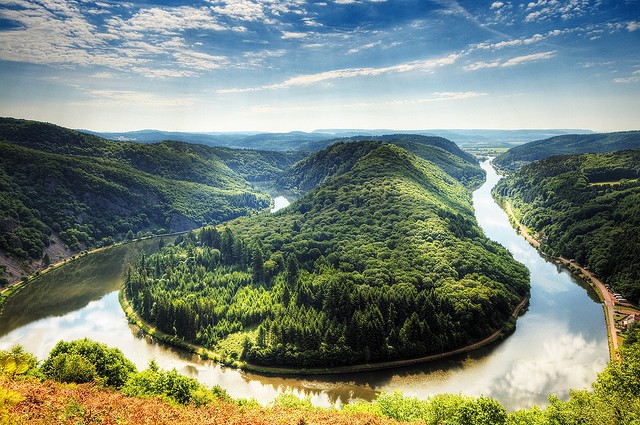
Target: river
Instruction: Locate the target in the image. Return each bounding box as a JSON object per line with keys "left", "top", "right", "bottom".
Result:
{"left": 0, "top": 160, "right": 608, "bottom": 410}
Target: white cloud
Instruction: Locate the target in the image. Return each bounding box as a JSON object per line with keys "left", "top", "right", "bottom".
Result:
{"left": 490, "top": 2, "right": 504, "bottom": 9}
{"left": 491, "top": 331, "right": 606, "bottom": 407}
{"left": 208, "top": 0, "right": 273, "bottom": 23}
{"left": 249, "top": 91, "right": 485, "bottom": 113}
{"left": 473, "top": 30, "right": 565, "bottom": 51}
{"left": 334, "top": 0, "right": 387, "bottom": 3}
{"left": 131, "top": 68, "right": 197, "bottom": 79}
{"left": 218, "top": 53, "right": 459, "bottom": 93}
{"left": 281, "top": 31, "right": 309, "bottom": 39}
{"left": 524, "top": 0, "right": 597, "bottom": 22}
{"left": 613, "top": 70, "right": 640, "bottom": 84}
{"left": 90, "top": 72, "right": 116, "bottom": 79}
{"left": 348, "top": 40, "right": 382, "bottom": 54}
{"left": 627, "top": 21, "right": 640, "bottom": 32}
{"left": 503, "top": 51, "right": 555, "bottom": 66}
{"left": 83, "top": 89, "right": 196, "bottom": 107}
{"left": 464, "top": 61, "right": 502, "bottom": 71}
{"left": 107, "top": 6, "right": 228, "bottom": 36}
{"left": 394, "top": 91, "right": 487, "bottom": 104}
{"left": 174, "top": 50, "right": 229, "bottom": 71}
{"left": 0, "top": 1, "right": 241, "bottom": 78}
{"left": 465, "top": 51, "right": 555, "bottom": 70}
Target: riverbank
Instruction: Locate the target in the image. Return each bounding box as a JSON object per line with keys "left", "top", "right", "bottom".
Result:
{"left": 121, "top": 285, "right": 529, "bottom": 375}
{"left": 499, "top": 199, "right": 621, "bottom": 361}
{"left": 0, "top": 233, "right": 185, "bottom": 310}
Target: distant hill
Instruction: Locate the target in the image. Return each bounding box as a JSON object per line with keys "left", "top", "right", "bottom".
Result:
{"left": 493, "top": 131, "right": 640, "bottom": 172}
{"left": 87, "top": 128, "right": 592, "bottom": 151}
{"left": 1, "top": 118, "right": 305, "bottom": 183}
{"left": 0, "top": 118, "right": 300, "bottom": 284}
{"left": 126, "top": 141, "right": 529, "bottom": 367}
{"left": 84, "top": 129, "right": 332, "bottom": 151}
{"left": 493, "top": 149, "right": 640, "bottom": 303}
{"left": 277, "top": 135, "right": 484, "bottom": 193}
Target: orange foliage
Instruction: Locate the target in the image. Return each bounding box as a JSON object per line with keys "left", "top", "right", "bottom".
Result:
{"left": 1, "top": 377, "right": 407, "bottom": 425}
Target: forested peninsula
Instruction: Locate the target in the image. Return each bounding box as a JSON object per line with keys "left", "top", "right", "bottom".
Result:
{"left": 125, "top": 141, "right": 529, "bottom": 368}
{"left": 493, "top": 149, "right": 640, "bottom": 304}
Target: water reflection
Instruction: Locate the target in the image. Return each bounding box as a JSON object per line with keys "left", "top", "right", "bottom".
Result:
{"left": 0, "top": 160, "right": 608, "bottom": 411}
{"left": 270, "top": 195, "right": 291, "bottom": 213}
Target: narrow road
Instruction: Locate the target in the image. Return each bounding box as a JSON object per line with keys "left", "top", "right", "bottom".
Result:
{"left": 504, "top": 202, "right": 540, "bottom": 248}
{"left": 502, "top": 200, "right": 620, "bottom": 361}
{"left": 559, "top": 258, "right": 620, "bottom": 360}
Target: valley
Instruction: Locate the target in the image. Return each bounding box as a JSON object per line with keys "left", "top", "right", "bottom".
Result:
{"left": 0, "top": 119, "right": 637, "bottom": 420}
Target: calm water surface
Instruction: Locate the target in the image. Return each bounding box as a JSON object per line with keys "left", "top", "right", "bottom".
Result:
{"left": 0, "top": 160, "right": 608, "bottom": 410}
{"left": 270, "top": 195, "right": 291, "bottom": 213}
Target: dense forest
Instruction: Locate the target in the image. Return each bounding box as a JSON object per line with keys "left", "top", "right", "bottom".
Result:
{"left": 4, "top": 325, "right": 640, "bottom": 423}
{"left": 493, "top": 149, "right": 640, "bottom": 303}
{"left": 0, "top": 118, "right": 302, "bottom": 284}
{"left": 125, "top": 141, "right": 529, "bottom": 367}
{"left": 277, "top": 135, "right": 485, "bottom": 192}
{"left": 493, "top": 131, "right": 640, "bottom": 172}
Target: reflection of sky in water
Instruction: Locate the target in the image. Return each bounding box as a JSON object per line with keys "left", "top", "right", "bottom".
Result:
{"left": 0, "top": 159, "right": 608, "bottom": 411}
{"left": 270, "top": 196, "right": 290, "bottom": 213}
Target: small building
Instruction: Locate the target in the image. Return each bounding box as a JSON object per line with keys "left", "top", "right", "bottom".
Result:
{"left": 619, "top": 313, "right": 640, "bottom": 331}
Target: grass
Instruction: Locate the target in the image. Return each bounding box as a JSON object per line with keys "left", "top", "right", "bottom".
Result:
{"left": 214, "top": 328, "right": 257, "bottom": 361}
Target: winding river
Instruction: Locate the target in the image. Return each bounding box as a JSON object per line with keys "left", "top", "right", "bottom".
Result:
{"left": 0, "top": 160, "right": 608, "bottom": 410}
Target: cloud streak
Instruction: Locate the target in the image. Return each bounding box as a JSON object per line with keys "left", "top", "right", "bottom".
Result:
{"left": 218, "top": 54, "right": 459, "bottom": 93}
{"left": 464, "top": 51, "right": 556, "bottom": 71}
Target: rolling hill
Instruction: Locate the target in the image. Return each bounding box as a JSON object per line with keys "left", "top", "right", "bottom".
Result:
{"left": 282, "top": 134, "right": 483, "bottom": 192}
{"left": 493, "top": 131, "right": 640, "bottom": 172}
{"left": 493, "top": 149, "right": 640, "bottom": 303}
{"left": 0, "top": 118, "right": 302, "bottom": 284}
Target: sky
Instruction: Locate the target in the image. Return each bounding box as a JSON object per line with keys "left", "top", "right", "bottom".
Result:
{"left": 0, "top": 0, "right": 638, "bottom": 132}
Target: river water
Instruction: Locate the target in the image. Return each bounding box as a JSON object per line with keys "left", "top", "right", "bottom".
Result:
{"left": 0, "top": 160, "right": 608, "bottom": 410}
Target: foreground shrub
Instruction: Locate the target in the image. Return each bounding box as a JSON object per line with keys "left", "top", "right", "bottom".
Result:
{"left": 122, "top": 359, "right": 226, "bottom": 406}
{"left": 45, "top": 352, "right": 96, "bottom": 384}
{"left": 41, "top": 338, "right": 135, "bottom": 388}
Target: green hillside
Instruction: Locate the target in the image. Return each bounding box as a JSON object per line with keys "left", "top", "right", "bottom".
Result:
{"left": 125, "top": 142, "right": 529, "bottom": 367}
{"left": 493, "top": 149, "right": 640, "bottom": 303}
{"left": 0, "top": 118, "right": 304, "bottom": 183}
{"left": 493, "top": 131, "right": 640, "bottom": 172}
{"left": 0, "top": 118, "right": 302, "bottom": 284}
{"left": 294, "top": 134, "right": 483, "bottom": 189}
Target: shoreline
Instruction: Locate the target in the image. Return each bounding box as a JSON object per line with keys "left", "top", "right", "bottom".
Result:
{"left": 121, "top": 285, "right": 529, "bottom": 375}
{"left": 498, "top": 199, "right": 621, "bottom": 361}
{"left": 0, "top": 232, "right": 186, "bottom": 309}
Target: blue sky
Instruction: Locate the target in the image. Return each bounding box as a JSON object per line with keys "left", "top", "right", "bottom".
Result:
{"left": 0, "top": 0, "right": 638, "bottom": 132}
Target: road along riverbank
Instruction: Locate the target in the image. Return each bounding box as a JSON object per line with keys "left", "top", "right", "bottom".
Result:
{"left": 499, "top": 199, "right": 621, "bottom": 361}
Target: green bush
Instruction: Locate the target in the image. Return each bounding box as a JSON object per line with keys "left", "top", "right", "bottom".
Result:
{"left": 45, "top": 353, "right": 96, "bottom": 384}
{"left": 41, "top": 339, "right": 135, "bottom": 388}
{"left": 122, "top": 359, "right": 223, "bottom": 406}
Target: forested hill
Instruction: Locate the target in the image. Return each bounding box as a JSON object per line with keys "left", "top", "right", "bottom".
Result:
{"left": 0, "top": 118, "right": 301, "bottom": 285}
{"left": 493, "top": 131, "right": 640, "bottom": 172}
{"left": 277, "top": 136, "right": 483, "bottom": 193}
{"left": 126, "top": 142, "right": 529, "bottom": 367}
{"left": 493, "top": 149, "right": 640, "bottom": 303}
{"left": 0, "top": 118, "right": 305, "bottom": 183}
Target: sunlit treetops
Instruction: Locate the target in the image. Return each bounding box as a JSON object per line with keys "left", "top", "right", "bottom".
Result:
{"left": 126, "top": 141, "right": 529, "bottom": 367}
